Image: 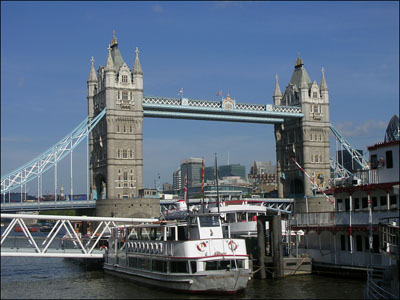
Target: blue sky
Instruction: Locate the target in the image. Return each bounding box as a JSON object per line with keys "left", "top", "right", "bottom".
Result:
{"left": 1, "top": 1, "right": 399, "bottom": 195}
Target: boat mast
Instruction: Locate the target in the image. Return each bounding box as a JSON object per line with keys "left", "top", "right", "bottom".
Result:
{"left": 214, "top": 153, "right": 220, "bottom": 214}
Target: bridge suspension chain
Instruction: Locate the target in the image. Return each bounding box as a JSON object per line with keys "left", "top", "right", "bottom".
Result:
{"left": 330, "top": 156, "right": 352, "bottom": 179}
{"left": 1, "top": 109, "right": 106, "bottom": 194}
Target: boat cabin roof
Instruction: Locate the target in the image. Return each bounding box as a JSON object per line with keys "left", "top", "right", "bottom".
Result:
{"left": 123, "top": 213, "right": 222, "bottom": 229}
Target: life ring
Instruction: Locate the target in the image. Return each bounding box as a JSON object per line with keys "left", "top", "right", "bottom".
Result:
{"left": 196, "top": 241, "right": 207, "bottom": 252}
{"left": 378, "top": 158, "right": 385, "bottom": 167}
{"left": 100, "top": 245, "right": 108, "bottom": 251}
{"left": 228, "top": 240, "right": 238, "bottom": 251}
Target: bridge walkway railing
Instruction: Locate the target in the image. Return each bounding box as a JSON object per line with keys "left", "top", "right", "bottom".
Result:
{"left": 1, "top": 214, "right": 157, "bottom": 258}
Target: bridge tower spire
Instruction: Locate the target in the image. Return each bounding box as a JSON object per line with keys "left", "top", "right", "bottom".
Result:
{"left": 274, "top": 55, "right": 331, "bottom": 212}
{"left": 273, "top": 74, "right": 282, "bottom": 105}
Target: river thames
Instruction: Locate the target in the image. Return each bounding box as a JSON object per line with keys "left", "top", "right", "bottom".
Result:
{"left": 1, "top": 256, "right": 365, "bottom": 299}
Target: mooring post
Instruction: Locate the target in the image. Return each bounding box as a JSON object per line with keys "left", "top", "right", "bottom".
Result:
{"left": 256, "top": 217, "right": 266, "bottom": 279}
{"left": 272, "top": 214, "right": 284, "bottom": 278}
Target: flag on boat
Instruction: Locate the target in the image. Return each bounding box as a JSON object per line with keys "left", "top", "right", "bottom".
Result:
{"left": 200, "top": 159, "right": 205, "bottom": 193}
{"left": 178, "top": 88, "right": 183, "bottom": 96}
{"left": 216, "top": 91, "right": 222, "bottom": 96}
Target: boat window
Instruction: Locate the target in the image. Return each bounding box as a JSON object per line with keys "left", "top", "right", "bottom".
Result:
{"left": 248, "top": 213, "right": 257, "bottom": 221}
{"left": 362, "top": 197, "right": 368, "bottom": 209}
{"left": 190, "top": 261, "right": 197, "bottom": 274}
{"left": 390, "top": 195, "right": 397, "bottom": 207}
{"left": 170, "top": 261, "right": 188, "bottom": 273}
{"left": 222, "top": 224, "right": 230, "bottom": 238}
{"left": 129, "top": 257, "right": 138, "bottom": 268}
{"left": 354, "top": 198, "right": 360, "bottom": 210}
{"left": 237, "top": 212, "right": 246, "bottom": 222}
{"left": 138, "top": 258, "right": 151, "bottom": 270}
{"left": 166, "top": 227, "right": 176, "bottom": 241}
{"left": 152, "top": 260, "right": 167, "bottom": 273}
{"left": 177, "top": 226, "right": 189, "bottom": 240}
{"left": 205, "top": 260, "right": 243, "bottom": 271}
{"left": 189, "top": 216, "right": 198, "bottom": 226}
{"left": 364, "top": 237, "right": 370, "bottom": 251}
{"left": 380, "top": 196, "right": 387, "bottom": 207}
{"left": 356, "top": 235, "right": 363, "bottom": 252}
{"left": 150, "top": 227, "right": 163, "bottom": 240}
{"left": 236, "top": 260, "right": 244, "bottom": 269}
{"left": 199, "top": 216, "right": 220, "bottom": 227}
{"left": 226, "top": 213, "right": 235, "bottom": 223}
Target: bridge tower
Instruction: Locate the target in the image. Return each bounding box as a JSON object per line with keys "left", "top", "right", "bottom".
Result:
{"left": 274, "top": 56, "right": 331, "bottom": 204}
{"left": 87, "top": 32, "right": 143, "bottom": 200}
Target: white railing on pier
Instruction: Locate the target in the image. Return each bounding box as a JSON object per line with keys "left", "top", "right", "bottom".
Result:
{"left": 1, "top": 214, "right": 157, "bottom": 258}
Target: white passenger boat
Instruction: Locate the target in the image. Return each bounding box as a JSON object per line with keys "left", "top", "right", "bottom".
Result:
{"left": 103, "top": 213, "right": 251, "bottom": 294}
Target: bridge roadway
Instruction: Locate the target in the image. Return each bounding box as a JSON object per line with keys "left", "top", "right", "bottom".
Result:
{"left": 1, "top": 200, "right": 96, "bottom": 213}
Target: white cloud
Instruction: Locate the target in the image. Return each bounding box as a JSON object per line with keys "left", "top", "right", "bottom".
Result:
{"left": 152, "top": 5, "right": 163, "bottom": 13}
{"left": 333, "top": 119, "right": 387, "bottom": 137}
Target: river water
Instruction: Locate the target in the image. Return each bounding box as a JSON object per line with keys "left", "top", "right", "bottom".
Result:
{"left": 1, "top": 256, "right": 365, "bottom": 299}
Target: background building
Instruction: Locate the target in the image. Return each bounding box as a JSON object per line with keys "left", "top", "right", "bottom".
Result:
{"left": 248, "top": 160, "right": 277, "bottom": 195}
{"left": 336, "top": 150, "right": 364, "bottom": 173}
{"left": 162, "top": 182, "right": 172, "bottom": 193}
{"left": 204, "top": 166, "right": 215, "bottom": 181}
{"left": 172, "top": 168, "right": 181, "bottom": 192}
{"left": 180, "top": 157, "right": 203, "bottom": 188}
{"left": 218, "top": 164, "right": 246, "bottom": 180}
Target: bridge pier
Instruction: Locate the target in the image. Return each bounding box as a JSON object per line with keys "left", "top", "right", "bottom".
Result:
{"left": 95, "top": 198, "right": 159, "bottom": 218}
{"left": 294, "top": 196, "right": 334, "bottom": 213}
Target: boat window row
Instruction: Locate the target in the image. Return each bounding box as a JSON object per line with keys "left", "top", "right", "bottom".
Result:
{"left": 225, "top": 212, "right": 264, "bottom": 223}
{"left": 127, "top": 257, "right": 246, "bottom": 274}
{"left": 336, "top": 194, "right": 398, "bottom": 211}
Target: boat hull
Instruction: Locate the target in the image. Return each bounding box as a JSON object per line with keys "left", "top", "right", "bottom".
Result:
{"left": 103, "top": 263, "right": 250, "bottom": 294}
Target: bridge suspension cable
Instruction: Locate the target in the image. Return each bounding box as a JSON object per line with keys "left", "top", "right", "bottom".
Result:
{"left": 330, "top": 123, "right": 370, "bottom": 171}
{"left": 1, "top": 109, "right": 106, "bottom": 194}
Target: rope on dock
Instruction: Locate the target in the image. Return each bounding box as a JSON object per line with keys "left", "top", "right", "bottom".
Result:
{"left": 251, "top": 265, "right": 273, "bottom": 276}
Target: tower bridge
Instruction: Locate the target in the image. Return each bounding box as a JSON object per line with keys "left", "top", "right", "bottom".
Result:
{"left": 1, "top": 32, "right": 366, "bottom": 215}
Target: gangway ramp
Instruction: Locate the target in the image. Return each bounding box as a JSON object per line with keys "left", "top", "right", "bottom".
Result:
{"left": 1, "top": 214, "right": 157, "bottom": 258}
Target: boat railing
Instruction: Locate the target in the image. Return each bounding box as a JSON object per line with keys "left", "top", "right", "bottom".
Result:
{"left": 291, "top": 210, "right": 400, "bottom": 227}
{"left": 365, "top": 267, "right": 398, "bottom": 300}
{"left": 297, "top": 248, "right": 394, "bottom": 268}
{"left": 124, "top": 237, "right": 244, "bottom": 257}
{"left": 378, "top": 218, "right": 399, "bottom": 258}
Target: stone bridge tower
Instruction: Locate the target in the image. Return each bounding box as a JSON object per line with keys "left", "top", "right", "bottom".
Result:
{"left": 274, "top": 56, "right": 331, "bottom": 204}
{"left": 87, "top": 32, "right": 143, "bottom": 200}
